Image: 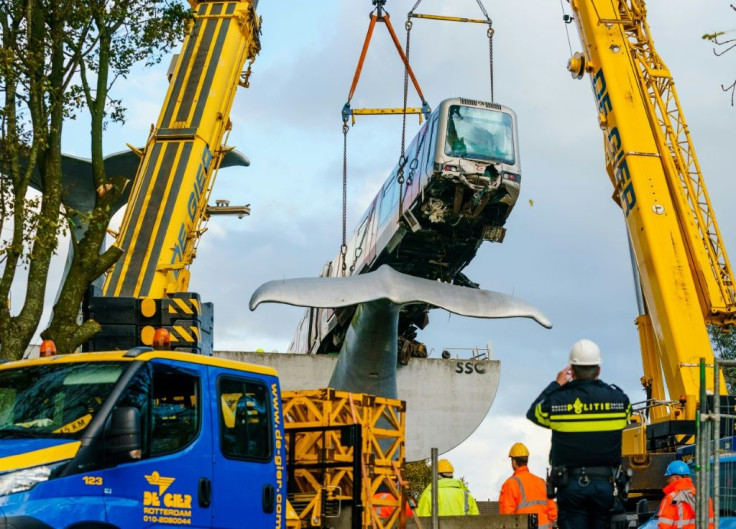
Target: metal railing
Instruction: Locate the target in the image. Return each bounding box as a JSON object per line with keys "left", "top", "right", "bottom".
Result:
{"left": 700, "top": 358, "right": 736, "bottom": 529}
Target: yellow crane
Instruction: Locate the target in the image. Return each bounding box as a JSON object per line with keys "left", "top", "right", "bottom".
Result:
{"left": 90, "top": 0, "right": 261, "bottom": 353}
{"left": 87, "top": 4, "right": 411, "bottom": 526}
{"left": 565, "top": 0, "right": 736, "bottom": 471}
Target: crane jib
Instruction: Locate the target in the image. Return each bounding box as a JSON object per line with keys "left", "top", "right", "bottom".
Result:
{"left": 592, "top": 68, "right": 636, "bottom": 217}
{"left": 607, "top": 128, "right": 637, "bottom": 216}
{"left": 107, "top": 140, "right": 211, "bottom": 298}
{"left": 102, "top": 0, "right": 256, "bottom": 300}
{"left": 171, "top": 146, "right": 213, "bottom": 273}
{"left": 89, "top": 0, "right": 260, "bottom": 355}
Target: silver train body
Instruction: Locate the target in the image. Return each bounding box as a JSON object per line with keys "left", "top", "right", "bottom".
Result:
{"left": 290, "top": 97, "right": 522, "bottom": 356}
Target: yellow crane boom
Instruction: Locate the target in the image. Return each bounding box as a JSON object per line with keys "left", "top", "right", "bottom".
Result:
{"left": 87, "top": 0, "right": 260, "bottom": 354}
{"left": 103, "top": 0, "right": 260, "bottom": 299}
{"left": 567, "top": 0, "right": 736, "bottom": 427}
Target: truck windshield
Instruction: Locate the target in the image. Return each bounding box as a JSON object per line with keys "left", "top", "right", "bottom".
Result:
{"left": 445, "top": 105, "right": 515, "bottom": 165}
{"left": 0, "top": 362, "right": 126, "bottom": 439}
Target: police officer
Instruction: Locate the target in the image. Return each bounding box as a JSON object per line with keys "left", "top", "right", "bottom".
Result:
{"left": 526, "top": 339, "right": 631, "bottom": 529}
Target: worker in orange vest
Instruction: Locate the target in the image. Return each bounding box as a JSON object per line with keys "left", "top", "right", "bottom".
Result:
{"left": 654, "top": 461, "right": 713, "bottom": 529}
{"left": 372, "top": 483, "right": 413, "bottom": 522}
{"left": 499, "top": 442, "right": 558, "bottom": 528}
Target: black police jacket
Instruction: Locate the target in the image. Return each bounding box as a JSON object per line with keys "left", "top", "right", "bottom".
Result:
{"left": 526, "top": 379, "right": 631, "bottom": 467}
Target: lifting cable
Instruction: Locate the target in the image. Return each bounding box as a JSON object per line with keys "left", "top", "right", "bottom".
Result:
{"left": 407, "top": 0, "right": 495, "bottom": 102}
{"left": 341, "top": 0, "right": 431, "bottom": 125}
{"left": 395, "top": 0, "right": 495, "bottom": 218}
{"left": 340, "top": 0, "right": 431, "bottom": 276}
{"left": 558, "top": 0, "right": 575, "bottom": 57}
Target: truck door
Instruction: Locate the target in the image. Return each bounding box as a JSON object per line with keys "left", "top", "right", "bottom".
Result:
{"left": 209, "top": 368, "right": 282, "bottom": 529}
{"left": 103, "top": 360, "right": 213, "bottom": 528}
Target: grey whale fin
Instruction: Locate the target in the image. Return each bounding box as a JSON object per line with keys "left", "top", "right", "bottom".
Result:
{"left": 249, "top": 264, "right": 552, "bottom": 329}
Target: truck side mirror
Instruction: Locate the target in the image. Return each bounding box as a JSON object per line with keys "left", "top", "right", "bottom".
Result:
{"left": 105, "top": 406, "right": 142, "bottom": 463}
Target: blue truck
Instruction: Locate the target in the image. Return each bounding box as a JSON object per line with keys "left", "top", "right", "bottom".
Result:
{"left": 0, "top": 348, "right": 289, "bottom": 528}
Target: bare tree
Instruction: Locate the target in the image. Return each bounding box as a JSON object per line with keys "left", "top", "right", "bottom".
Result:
{"left": 703, "top": 4, "right": 736, "bottom": 105}
{"left": 0, "top": 0, "right": 190, "bottom": 359}
{"left": 709, "top": 325, "right": 736, "bottom": 393}
{"left": 40, "top": 1, "right": 191, "bottom": 354}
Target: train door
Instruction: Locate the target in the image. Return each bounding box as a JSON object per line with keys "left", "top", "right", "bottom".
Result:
{"left": 104, "top": 359, "right": 213, "bottom": 528}
{"left": 208, "top": 367, "right": 280, "bottom": 529}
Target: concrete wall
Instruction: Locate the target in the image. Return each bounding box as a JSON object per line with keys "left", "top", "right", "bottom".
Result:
{"left": 323, "top": 506, "right": 530, "bottom": 529}
{"left": 408, "top": 515, "right": 531, "bottom": 529}
{"left": 214, "top": 351, "right": 500, "bottom": 461}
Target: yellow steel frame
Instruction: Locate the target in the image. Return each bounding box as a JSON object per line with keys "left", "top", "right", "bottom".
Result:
{"left": 349, "top": 108, "right": 425, "bottom": 126}
{"left": 568, "top": 0, "right": 736, "bottom": 424}
{"left": 343, "top": 10, "right": 429, "bottom": 124}
{"left": 103, "top": 0, "right": 261, "bottom": 299}
{"left": 409, "top": 13, "right": 489, "bottom": 25}
{"left": 282, "top": 389, "right": 407, "bottom": 529}
{"left": 617, "top": 2, "right": 736, "bottom": 321}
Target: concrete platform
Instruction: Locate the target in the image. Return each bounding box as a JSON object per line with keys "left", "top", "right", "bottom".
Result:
{"left": 214, "top": 351, "right": 501, "bottom": 461}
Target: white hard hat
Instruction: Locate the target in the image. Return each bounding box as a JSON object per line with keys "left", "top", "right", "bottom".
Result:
{"left": 569, "top": 339, "right": 602, "bottom": 366}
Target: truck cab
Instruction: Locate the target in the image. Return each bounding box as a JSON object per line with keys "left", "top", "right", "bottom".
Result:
{"left": 0, "top": 350, "right": 285, "bottom": 528}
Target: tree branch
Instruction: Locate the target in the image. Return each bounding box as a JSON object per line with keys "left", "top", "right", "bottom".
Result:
{"left": 94, "top": 244, "right": 123, "bottom": 278}
{"left": 723, "top": 80, "right": 736, "bottom": 106}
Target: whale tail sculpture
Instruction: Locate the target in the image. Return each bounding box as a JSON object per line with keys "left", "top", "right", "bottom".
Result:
{"left": 251, "top": 264, "right": 551, "bottom": 398}
{"left": 248, "top": 265, "right": 551, "bottom": 459}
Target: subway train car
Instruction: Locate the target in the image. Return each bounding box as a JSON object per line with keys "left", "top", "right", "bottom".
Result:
{"left": 290, "top": 97, "right": 522, "bottom": 358}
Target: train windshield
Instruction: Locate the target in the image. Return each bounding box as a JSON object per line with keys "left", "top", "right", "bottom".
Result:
{"left": 445, "top": 105, "right": 515, "bottom": 165}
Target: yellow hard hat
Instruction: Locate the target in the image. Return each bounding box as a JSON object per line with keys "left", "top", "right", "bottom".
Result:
{"left": 437, "top": 459, "right": 454, "bottom": 474}
{"left": 508, "top": 442, "right": 530, "bottom": 458}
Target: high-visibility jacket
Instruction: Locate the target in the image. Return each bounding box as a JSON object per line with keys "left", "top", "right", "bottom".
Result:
{"left": 526, "top": 379, "right": 631, "bottom": 466}
{"left": 416, "top": 478, "right": 480, "bottom": 517}
{"left": 656, "top": 477, "right": 713, "bottom": 529}
{"left": 499, "top": 466, "right": 557, "bottom": 529}
{"left": 373, "top": 492, "right": 413, "bottom": 520}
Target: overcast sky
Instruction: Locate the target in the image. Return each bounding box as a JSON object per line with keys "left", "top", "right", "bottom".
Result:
{"left": 25, "top": 0, "right": 736, "bottom": 499}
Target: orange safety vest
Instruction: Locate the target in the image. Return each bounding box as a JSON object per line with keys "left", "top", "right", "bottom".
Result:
{"left": 373, "top": 492, "right": 413, "bottom": 520}
{"left": 499, "top": 466, "right": 557, "bottom": 529}
{"left": 656, "top": 477, "right": 713, "bottom": 529}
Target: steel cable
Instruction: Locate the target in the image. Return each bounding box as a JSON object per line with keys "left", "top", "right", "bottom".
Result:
{"left": 341, "top": 122, "right": 349, "bottom": 276}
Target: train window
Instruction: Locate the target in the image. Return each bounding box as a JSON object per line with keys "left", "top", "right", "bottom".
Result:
{"left": 445, "top": 105, "right": 515, "bottom": 165}
{"left": 406, "top": 134, "right": 420, "bottom": 165}
{"left": 402, "top": 137, "right": 420, "bottom": 202}
{"left": 378, "top": 177, "right": 399, "bottom": 227}
{"left": 425, "top": 113, "right": 439, "bottom": 172}
{"left": 346, "top": 214, "right": 370, "bottom": 270}
{"left": 354, "top": 214, "right": 370, "bottom": 258}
